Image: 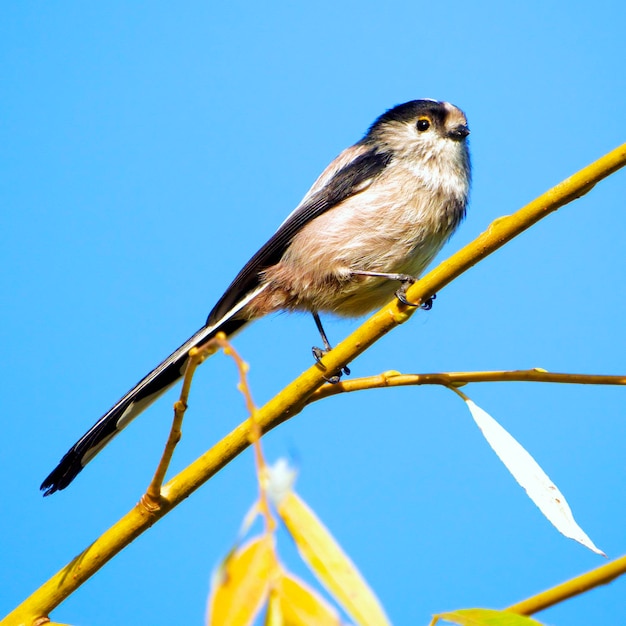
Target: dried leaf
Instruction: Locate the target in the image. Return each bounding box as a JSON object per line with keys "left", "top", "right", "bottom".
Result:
{"left": 272, "top": 572, "right": 341, "bottom": 625}
{"left": 278, "top": 491, "right": 389, "bottom": 626}
{"left": 265, "top": 588, "right": 283, "bottom": 626}
{"left": 238, "top": 499, "right": 262, "bottom": 540}
{"left": 208, "top": 535, "right": 276, "bottom": 626}
{"left": 464, "top": 398, "right": 604, "bottom": 556}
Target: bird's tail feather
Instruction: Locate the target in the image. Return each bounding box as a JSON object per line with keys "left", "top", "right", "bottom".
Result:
{"left": 40, "top": 317, "right": 247, "bottom": 495}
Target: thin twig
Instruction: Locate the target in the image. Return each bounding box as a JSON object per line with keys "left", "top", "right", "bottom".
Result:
{"left": 213, "top": 336, "right": 276, "bottom": 534}
{"left": 506, "top": 554, "right": 626, "bottom": 615}
{"left": 305, "top": 369, "right": 626, "bottom": 404}
{"left": 144, "top": 339, "right": 221, "bottom": 505}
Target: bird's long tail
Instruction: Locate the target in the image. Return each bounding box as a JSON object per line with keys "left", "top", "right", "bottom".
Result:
{"left": 40, "top": 317, "right": 247, "bottom": 496}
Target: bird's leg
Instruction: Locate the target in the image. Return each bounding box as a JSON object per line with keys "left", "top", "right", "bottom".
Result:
{"left": 350, "top": 270, "right": 436, "bottom": 309}
{"left": 311, "top": 312, "right": 351, "bottom": 384}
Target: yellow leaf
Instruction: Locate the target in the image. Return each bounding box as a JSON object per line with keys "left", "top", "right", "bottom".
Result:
{"left": 265, "top": 587, "right": 284, "bottom": 626}
{"left": 208, "top": 535, "right": 276, "bottom": 626}
{"left": 433, "top": 608, "right": 545, "bottom": 625}
{"left": 274, "top": 572, "right": 341, "bottom": 625}
{"left": 277, "top": 491, "right": 390, "bottom": 626}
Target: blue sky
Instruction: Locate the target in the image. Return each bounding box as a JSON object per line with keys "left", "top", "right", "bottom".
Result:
{"left": 2, "top": 2, "right": 626, "bottom": 624}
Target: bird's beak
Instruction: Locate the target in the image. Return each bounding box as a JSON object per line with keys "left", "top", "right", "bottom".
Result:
{"left": 448, "top": 124, "right": 470, "bottom": 140}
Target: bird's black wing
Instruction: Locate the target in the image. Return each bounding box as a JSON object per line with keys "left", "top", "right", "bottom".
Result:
{"left": 207, "top": 147, "right": 392, "bottom": 326}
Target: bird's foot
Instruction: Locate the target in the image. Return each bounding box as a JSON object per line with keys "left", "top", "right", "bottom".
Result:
{"left": 395, "top": 277, "right": 436, "bottom": 310}
{"left": 312, "top": 346, "right": 351, "bottom": 384}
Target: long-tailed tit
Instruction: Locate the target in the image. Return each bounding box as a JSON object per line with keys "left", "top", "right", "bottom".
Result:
{"left": 41, "top": 99, "right": 471, "bottom": 495}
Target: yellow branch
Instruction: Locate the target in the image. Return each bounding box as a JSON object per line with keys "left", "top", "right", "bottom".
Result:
{"left": 507, "top": 554, "right": 626, "bottom": 615}
{"left": 306, "top": 369, "right": 626, "bottom": 402}
{"left": 4, "top": 144, "right": 626, "bottom": 626}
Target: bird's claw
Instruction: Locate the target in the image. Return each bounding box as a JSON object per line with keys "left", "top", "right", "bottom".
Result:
{"left": 421, "top": 293, "right": 436, "bottom": 310}
{"left": 394, "top": 277, "right": 416, "bottom": 306}
{"left": 395, "top": 279, "right": 436, "bottom": 310}
{"left": 312, "top": 346, "right": 351, "bottom": 384}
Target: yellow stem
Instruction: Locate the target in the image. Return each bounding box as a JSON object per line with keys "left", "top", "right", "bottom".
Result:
{"left": 145, "top": 339, "right": 220, "bottom": 503}
{"left": 213, "top": 336, "right": 276, "bottom": 534}
{"left": 306, "top": 369, "right": 626, "bottom": 403}
{"left": 507, "top": 554, "right": 626, "bottom": 615}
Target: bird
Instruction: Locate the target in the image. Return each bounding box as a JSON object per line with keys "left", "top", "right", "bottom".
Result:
{"left": 41, "top": 99, "right": 471, "bottom": 495}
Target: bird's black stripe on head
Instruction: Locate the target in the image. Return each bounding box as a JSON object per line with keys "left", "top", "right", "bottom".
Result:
{"left": 362, "top": 100, "right": 449, "bottom": 143}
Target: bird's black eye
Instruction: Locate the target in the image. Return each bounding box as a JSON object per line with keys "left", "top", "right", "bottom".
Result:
{"left": 416, "top": 118, "right": 430, "bottom": 132}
